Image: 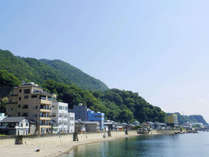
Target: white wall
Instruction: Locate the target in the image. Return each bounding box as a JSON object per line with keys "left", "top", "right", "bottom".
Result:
{"left": 68, "top": 112, "right": 75, "bottom": 133}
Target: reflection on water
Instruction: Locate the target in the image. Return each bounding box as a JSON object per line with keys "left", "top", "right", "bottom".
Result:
{"left": 62, "top": 132, "right": 209, "bottom": 157}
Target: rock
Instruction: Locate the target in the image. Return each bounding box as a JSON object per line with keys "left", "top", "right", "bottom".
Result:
{"left": 35, "top": 148, "right": 40, "bottom": 152}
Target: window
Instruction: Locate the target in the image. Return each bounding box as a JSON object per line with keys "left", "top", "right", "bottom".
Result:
{"left": 35, "top": 106, "right": 38, "bottom": 109}
{"left": 22, "top": 105, "right": 28, "bottom": 109}
{"left": 22, "top": 113, "right": 28, "bottom": 117}
{"left": 32, "top": 95, "right": 37, "bottom": 98}
{"left": 19, "top": 97, "right": 21, "bottom": 101}
{"left": 24, "top": 95, "right": 29, "bottom": 99}
{"left": 40, "top": 96, "right": 46, "bottom": 100}
{"left": 19, "top": 89, "right": 22, "bottom": 93}
{"left": 24, "top": 89, "right": 30, "bottom": 94}
{"left": 18, "top": 104, "right": 21, "bottom": 108}
{"left": 18, "top": 112, "right": 21, "bottom": 116}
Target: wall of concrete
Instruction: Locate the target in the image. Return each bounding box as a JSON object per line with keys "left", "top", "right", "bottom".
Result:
{"left": 0, "top": 131, "right": 137, "bottom": 146}
{"left": 150, "top": 129, "right": 180, "bottom": 135}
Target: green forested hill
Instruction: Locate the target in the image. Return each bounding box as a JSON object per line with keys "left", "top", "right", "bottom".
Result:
{"left": 0, "top": 49, "right": 166, "bottom": 123}
{"left": 40, "top": 59, "right": 107, "bottom": 91}
{"left": 0, "top": 49, "right": 108, "bottom": 91}
{"left": 43, "top": 80, "right": 166, "bottom": 123}
{"left": 169, "top": 112, "right": 208, "bottom": 125}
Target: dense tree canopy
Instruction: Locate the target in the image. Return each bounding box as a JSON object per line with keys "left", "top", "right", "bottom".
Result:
{"left": 92, "top": 89, "right": 166, "bottom": 122}
{"left": 0, "top": 49, "right": 108, "bottom": 91}
{"left": 0, "top": 49, "right": 166, "bottom": 123}
{"left": 0, "top": 70, "right": 20, "bottom": 87}
{"left": 43, "top": 81, "right": 166, "bottom": 123}
{"left": 170, "top": 113, "right": 208, "bottom": 125}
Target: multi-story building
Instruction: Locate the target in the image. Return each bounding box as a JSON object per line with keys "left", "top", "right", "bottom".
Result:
{"left": 51, "top": 102, "right": 69, "bottom": 133}
{"left": 87, "top": 109, "right": 104, "bottom": 130}
{"left": 68, "top": 112, "right": 75, "bottom": 133}
{"left": 166, "top": 114, "right": 178, "bottom": 127}
{"left": 71, "top": 103, "right": 104, "bottom": 130}
{"left": 72, "top": 103, "right": 88, "bottom": 121}
{"left": 6, "top": 82, "right": 54, "bottom": 134}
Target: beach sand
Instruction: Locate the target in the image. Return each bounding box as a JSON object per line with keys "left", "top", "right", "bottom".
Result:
{"left": 0, "top": 131, "right": 138, "bottom": 157}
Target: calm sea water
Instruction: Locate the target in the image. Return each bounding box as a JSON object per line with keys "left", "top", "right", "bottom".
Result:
{"left": 62, "top": 132, "right": 209, "bottom": 157}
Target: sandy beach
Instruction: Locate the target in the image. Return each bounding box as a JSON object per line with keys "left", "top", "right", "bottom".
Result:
{"left": 0, "top": 131, "right": 138, "bottom": 157}
{"left": 0, "top": 129, "right": 179, "bottom": 157}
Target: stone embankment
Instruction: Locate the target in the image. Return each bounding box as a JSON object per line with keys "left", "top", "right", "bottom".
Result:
{"left": 150, "top": 129, "right": 180, "bottom": 135}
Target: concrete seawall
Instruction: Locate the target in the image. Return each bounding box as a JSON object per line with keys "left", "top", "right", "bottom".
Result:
{"left": 150, "top": 129, "right": 180, "bottom": 135}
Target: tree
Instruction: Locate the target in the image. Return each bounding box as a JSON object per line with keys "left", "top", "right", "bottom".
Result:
{"left": 119, "top": 109, "right": 134, "bottom": 123}
{"left": 0, "top": 97, "right": 8, "bottom": 113}
{"left": 0, "top": 70, "right": 20, "bottom": 87}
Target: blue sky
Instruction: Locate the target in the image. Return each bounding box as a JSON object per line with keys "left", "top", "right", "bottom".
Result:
{"left": 1, "top": 1, "right": 209, "bottom": 121}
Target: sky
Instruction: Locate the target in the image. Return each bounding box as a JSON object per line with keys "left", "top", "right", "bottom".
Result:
{"left": 1, "top": 0, "right": 209, "bottom": 121}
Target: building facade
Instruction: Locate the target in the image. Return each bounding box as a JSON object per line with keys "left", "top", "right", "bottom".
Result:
{"left": 75, "top": 120, "right": 99, "bottom": 133}
{"left": 52, "top": 102, "right": 69, "bottom": 133}
{"left": 72, "top": 103, "right": 88, "bottom": 121}
{"left": 71, "top": 104, "right": 104, "bottom": 130}
{"left": 0, "top": 113, "right": 6, "bottom": 121}
{"left": 87, "top": 109, "right": 104, "bottom": 130}
{"left": 166, "top": 114, "right": 178, "bottom": 127}
{"left": 68, "top": 112, "right": 75, "bottom": 133}
{"left": 6, "top": 82, "right": 54, "bottom": 134}
{"left": 0, "top": 117, "right": 29, "bottom": 135}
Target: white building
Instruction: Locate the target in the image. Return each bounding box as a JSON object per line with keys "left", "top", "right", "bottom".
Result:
{"left": 0, "top": 117, "right": 29, "bottom": 135}
{"left": 68, "top": 112, "right": 75, "bottom": 133}
{"left": 52, "top": 102, "right": 69, "bottom": 133}
{"left": 0, "top": 113, "right": 6, "bottom": 121}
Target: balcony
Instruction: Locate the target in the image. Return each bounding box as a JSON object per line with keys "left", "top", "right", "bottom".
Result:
{"left": 40, "top": 120, "right": 51, "bottom": 128}
{"left": 40, "top": 105, "right": 51, "bottom": 112}
{"left": 40, "top": 99, "right": 52, "bottom": 105}
{"left": 40, "top": 125, "right": 51, "bottom": 129}
{"left": 40, "top": 117, "right": 51, "bottom": 121}
{"left": 8, "top": 101, "right": 18, "bottom": 104}
{"left": 40, "top": 109, "right": 51, "bottom": 113}
{"left": 40, "top": 112, "right": 51, "bottom": 120}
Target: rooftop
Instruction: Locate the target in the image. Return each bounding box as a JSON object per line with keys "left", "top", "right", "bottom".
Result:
{"left": 0, "top": 117, "right": 27, "bottom": 123}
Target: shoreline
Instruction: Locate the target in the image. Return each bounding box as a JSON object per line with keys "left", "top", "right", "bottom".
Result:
{"left": 0, "top": 130, "right": 177, "bottom": 157}
{"left": 55, "top": 132, "right": 139, "bottom": 157}
{"left": 54, "top": 129, "right": 179, "bottom": 157}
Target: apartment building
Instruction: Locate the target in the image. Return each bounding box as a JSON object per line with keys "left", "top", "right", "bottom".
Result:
{"left": 6, "top": 82, "right": 54, "bottom": 134}
{"left": 68, "top": 112, "right": 75, "bottom": 133}
{"left": 166, "top": 114, "right": 179, "bottom": 127}
{"left": 52, "top": 102, "right": 69, "bottom": 133}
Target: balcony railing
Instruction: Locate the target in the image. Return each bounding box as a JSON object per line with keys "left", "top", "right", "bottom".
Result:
{"left": 40, "top": 105, "right": 51, "bottom": 110}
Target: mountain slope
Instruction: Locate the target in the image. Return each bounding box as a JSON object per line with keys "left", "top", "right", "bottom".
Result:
{"left": 0, "top": 49, "right": 108, "bottom": 91}
{"left": 40, "top": 59, "right": 108, "bottom": 91}
{"left": 172, "top": 112, "right": 208, "bottom": 125}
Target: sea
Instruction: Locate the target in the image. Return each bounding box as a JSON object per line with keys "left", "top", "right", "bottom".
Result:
{"left": 61, "top": 132, "right": 209, "bottom": 157}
